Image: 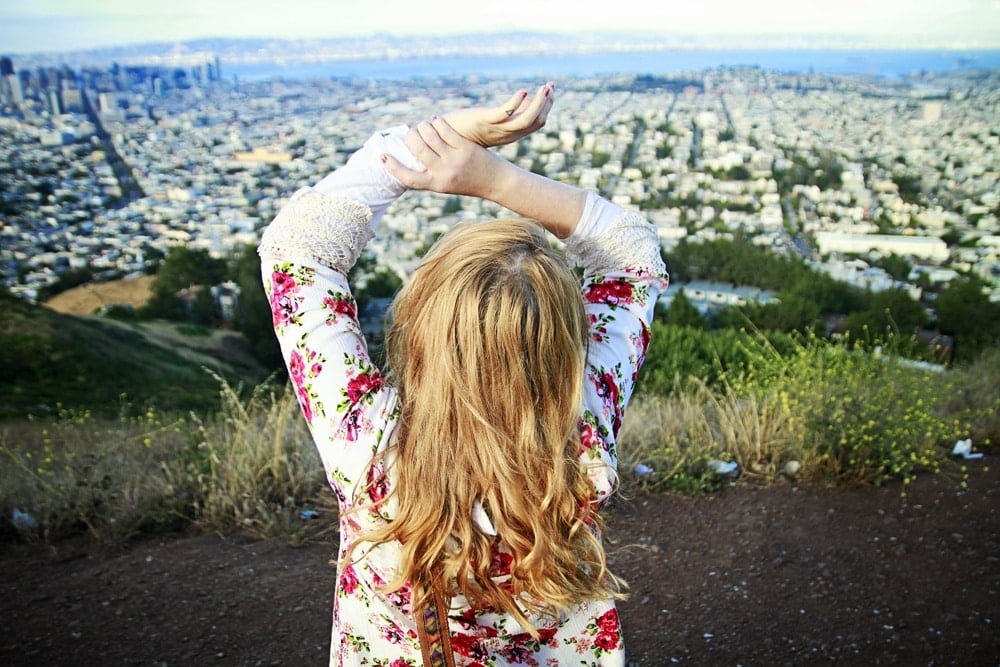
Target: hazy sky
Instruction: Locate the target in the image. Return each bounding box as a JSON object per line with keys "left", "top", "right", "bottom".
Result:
{"left": 2, "top": 0, "right": 999, "bottom": 54}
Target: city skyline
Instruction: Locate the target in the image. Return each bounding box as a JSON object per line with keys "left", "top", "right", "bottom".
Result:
{"left": 1, "top": 0, "right": 999, "bottom": 55}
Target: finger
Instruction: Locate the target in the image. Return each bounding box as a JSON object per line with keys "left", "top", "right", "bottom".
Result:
{"left": 429, "top": 116, "right": 469, "bottom": 148}
{"left": 507, "top": 82, "right": 553, "bottom": 130}
{"left": 381, "top": 153, "right": 431, "bottom": 190}
{"left": 414, "top": 118, "right": 452, "bottom": 153}
{"left": 498, "top": 89, "right": 528, "bottom": 121}
{"left": 525, "top": 81, "right": 556, "bottom": 127}
{"left": 402, "top": 126, "right": 438, "bottom": 165}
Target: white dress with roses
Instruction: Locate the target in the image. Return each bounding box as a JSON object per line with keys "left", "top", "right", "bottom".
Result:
{"left": 258, "top": 127, "right": 668, "bottom": 667}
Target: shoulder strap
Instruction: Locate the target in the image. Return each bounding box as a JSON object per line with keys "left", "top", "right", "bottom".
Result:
{"left": 416, "top": 578, "right": 457, "bottom": 667}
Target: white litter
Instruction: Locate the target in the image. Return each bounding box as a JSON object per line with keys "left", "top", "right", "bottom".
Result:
{"left": 633, "top": 463, "right": 655, "bottom": 477}
{"left": 707, "top": 459, "right": 740, "bottom": 476}
{"left": 11, "top": 508, "right": 38, "bottom": 533}
{"left": 951, "top": 438, "right": 984, "bottom": 460}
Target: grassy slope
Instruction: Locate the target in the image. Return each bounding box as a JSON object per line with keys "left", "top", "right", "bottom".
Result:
{"left": 0, "top": 292, "right": 268, "bottom": 417}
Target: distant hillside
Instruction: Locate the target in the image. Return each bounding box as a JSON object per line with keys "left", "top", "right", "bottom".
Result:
{"left": 0, "top": 291, "right": 269, "bottom": 418}
{"left": 44, "top": 275, "right": 155, "bottom": 315}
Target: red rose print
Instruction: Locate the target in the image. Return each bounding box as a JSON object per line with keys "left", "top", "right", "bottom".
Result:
{"left": 346, "top": 371, "right": 384, "bottom": 404}
{"left": 386, "top": 582, "right": 412, "bottom": 614}
{"left": 597, "top": 608, "right": 620, "bottom": 633}
{"left": 383, "top": 622, "right": 406, "bottom": 644}
{"left": 488, "top": 550, "right": 514, "bottom": 577}
{"left": 343, "top": 407, "right": 362, "bottom": 442}
{"left": 578, "top": 420, "right": 603, "bottom": 453}
{"left": 586, "top": 279, "right": 634, "bottom": 306}
{"left": 288, "top": 349, "right": 305, "bottom": 384}
{"left": 323, "top": 294, "right": 357, "bottom": 320}
{"left": 296, "top": 384, "right": 313, "bottom": 423}
{"left": 499, "top": 644, "right": 532, "bottom": 663}
{"left": 271, "top": 270, "right": 296, "bottom": 297}
{"left": 594, "top": 371, "right": 622, "bottom": 433}
{"left": 594, "top": 630, "right": 619, "bottom": 651}
{"left": 451, "top": 633, "right": 487, "bottom": 659}
{"left": 339, "top": 564, "right": 358, "bottom": 595}
{"left": 367, "top": 460, "right": 390, "bottom": 504}
{"left": 269, "top": 271, "right": 301, "bottom": 327}
{"left": 537, "top": 627, "right": 558, "bottom": 645}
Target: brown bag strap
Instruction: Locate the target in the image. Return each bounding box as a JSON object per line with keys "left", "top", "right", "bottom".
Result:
{"left": 416, "top": 579, "right": 456, "bottom": 667}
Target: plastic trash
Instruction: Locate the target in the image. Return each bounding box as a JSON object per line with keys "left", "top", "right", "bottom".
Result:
{"left": 11, "top": 508, "right": 38, "bottom": 533}
{"left": 633, "top": 463, "right": 655, "bottom": 477}
{"left": 707, "top": 459, "right": 740, "bottom": 477}
{"left": 951, "top": 438, "right": 983, "bottom": 460}
{"left": 299, "top": 509, "right": 319, "bottom": 520}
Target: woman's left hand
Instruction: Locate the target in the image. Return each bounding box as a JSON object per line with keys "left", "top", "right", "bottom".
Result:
{"left": 444, "top": 82, "right": 555, "bottom": 147}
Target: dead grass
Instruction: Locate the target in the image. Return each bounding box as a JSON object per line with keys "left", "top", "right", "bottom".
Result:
{"left": 44, "top": 275, "right": 155, "bottom": 315}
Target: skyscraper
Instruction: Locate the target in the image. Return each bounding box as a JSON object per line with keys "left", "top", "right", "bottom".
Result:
{"left": 1, "top": 56, "right": 23, "bottom": 107}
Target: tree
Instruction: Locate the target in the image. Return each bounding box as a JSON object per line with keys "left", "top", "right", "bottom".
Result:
{"left": 935, "top": 278, "right": 1000, "bottom": 361}
{"left": 231, "top": 244, "right": 283, "bottom": 373}
{"left": 874, "top": 253, "right": 912, "bottom": 282}
{"left": 358, "top": 269, "right": 402, "bottom": 300}
{"left": 139, "top": 247, "right": 227, "bottom": 322}
{"left": 664, "top": 290, "right": 707, "bottom": 329}
{"left": 153, "top": 246, "right": 226, "bottom": 294}
{"left": 842, "top": 288, "right": 927, "bottom": 344}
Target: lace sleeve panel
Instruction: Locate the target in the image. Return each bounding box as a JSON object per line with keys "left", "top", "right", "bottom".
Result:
{"left": 257, "top": 187, "right": 374, "bottom": 274}
{"left": 564, "top": 208, "right": 669, "bottom": 279}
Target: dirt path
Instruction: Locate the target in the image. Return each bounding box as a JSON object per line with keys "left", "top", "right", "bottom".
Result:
{"left": 2, "top": 462, "right": 996, "bottom": 666}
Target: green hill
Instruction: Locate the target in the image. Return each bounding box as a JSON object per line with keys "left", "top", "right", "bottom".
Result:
{"left": 0, "top": 291, "right": 269, "bottom": 417}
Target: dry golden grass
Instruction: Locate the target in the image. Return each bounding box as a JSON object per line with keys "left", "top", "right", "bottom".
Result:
{"left": 44, "top": 275, "right": 155, "bottom": 315}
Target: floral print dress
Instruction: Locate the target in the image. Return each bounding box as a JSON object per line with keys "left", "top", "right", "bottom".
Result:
{"left": 258, "top": 127, "right": 668, "bottom": 666}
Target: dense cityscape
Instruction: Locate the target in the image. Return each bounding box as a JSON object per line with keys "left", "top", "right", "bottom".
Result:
{"left": 1, "top": 52, "right": 998, "bottom": 325}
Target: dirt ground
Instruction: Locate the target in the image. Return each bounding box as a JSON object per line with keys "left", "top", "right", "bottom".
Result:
{"left": 2, "top": 461, "right": 996, "bottom": 666}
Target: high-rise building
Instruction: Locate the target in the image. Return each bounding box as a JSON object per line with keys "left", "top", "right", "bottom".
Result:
{"left": 47, "top": 87, "right": 61, "bottom": 115}
{"left": 0, "top": 56, "right": 18, "bottom": 107}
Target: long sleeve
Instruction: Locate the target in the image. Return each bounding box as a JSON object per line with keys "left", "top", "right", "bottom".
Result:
{"left": 257, "top": 126, "right": 418, "bottom": 506}
{"left": 565, "top": 192, "right": 669, "bottom": 505}
{"left": 258, "top": 125, "right": 421, "bottom": 272}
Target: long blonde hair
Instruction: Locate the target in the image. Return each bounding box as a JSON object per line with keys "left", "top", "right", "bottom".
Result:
{"left": 357, "top": 218, "right": 620, "bottom": 632}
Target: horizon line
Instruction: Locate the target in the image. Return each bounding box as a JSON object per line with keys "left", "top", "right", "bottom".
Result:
{"left": 8, "top": 29, "right": 1000, "bottom": 59}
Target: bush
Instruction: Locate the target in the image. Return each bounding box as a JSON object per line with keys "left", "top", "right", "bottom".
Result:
{"left": 183, "top": 377, "right": 331, "bottom": 542}
{"left": 1, "top": 377, "right": 334, "bottom": 545}
{"left": 0, "top": 405, "right": 192, "bottom": 542}
{"left": 621, "top": 334, "right": 991, "bottom": 494}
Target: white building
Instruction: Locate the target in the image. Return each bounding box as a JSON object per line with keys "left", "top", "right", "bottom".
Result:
{"left": 814, "top": 232, "right": 949, "bottom": 262}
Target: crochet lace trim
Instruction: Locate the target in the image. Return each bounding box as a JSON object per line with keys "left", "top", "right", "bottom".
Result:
{"left": 564, "top": 209, "right": 668, "bottom": 277}
{"left": 258, "top": 187, "right": 374, "bottom": 273}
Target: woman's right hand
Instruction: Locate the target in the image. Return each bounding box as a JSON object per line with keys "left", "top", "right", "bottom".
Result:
{"left": 444, "top": 82, "right": 555, "bottom": 147}
{"left": 382, "top": 117, "right": 505, "bottom": 200}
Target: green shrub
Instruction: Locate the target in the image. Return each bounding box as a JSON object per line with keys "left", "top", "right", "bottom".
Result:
{"left": 622, "top": 334, "right": 992, "bottom": 495}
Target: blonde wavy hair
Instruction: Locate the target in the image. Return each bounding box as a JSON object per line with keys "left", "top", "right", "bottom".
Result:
{"left": 353, "top": 218, "right": 621, "bottom": 633}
